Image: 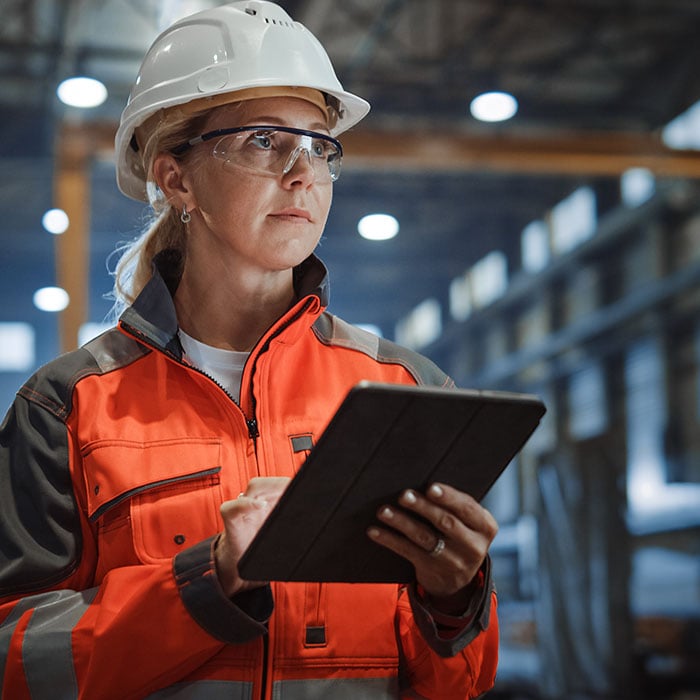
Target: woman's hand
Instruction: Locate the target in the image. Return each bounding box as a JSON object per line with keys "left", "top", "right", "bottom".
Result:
{"left": 367, "top": 483, "right": 498, "bottom": 614}
{"left": 215, "top": 476, "right": 291, "bottom": 597}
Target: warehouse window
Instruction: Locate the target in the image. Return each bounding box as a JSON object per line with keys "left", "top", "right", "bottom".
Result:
{"left": 568, "top": 362, "right": 607, "bottom": 440}
{"left": 621, "top": 168, "right": 655, "bottom": 207}
{"left": 550, "top": 186, "right": 596, "bottom": 256}
{"left": 471, "top": 251, "right": 507, "bottom": 308}
{"left": 626, "top": 337, "right": 667, "bottom": 505}
{"left": 521, "top": 219, "right": 550, "bottom": 273}
{"left": 662, "top": 99, "right": 700, "bottom": 150}
{"left": 626, "top": 336, "right": 700, "bottom": 533}
{"left": 395, "top": 298, "right": 442, "bottom": 349}
{"left": 0, "top": 322, "right": 35, "bottom": 372}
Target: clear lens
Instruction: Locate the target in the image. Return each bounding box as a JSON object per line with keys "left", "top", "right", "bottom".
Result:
{"left": 212, "top": 128, "right": 341, "bottom": 182}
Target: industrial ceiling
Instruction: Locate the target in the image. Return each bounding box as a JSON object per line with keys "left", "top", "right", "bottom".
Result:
{"left": 1, "top": 0, "right": 700, "bottom": 406}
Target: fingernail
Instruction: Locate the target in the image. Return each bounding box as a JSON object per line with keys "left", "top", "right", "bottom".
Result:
{"left": 429, "top": 483, "right": 444, "bottom": 498}
{"left": 380, "top": 506, "right": 394, "bottom": 519}
{"left": 367, "top": 527, "right": 380, "bottom": 539}
{"left": 403, "top": 490, "right": 417, "bottom": 504}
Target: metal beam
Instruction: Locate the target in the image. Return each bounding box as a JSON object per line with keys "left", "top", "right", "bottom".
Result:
{"left": 54, "top": 122, "right": 105, "bottom": 353}
{"left": 341, "top": 128, "right": 700, "bottom": 178}
{"left": 68, "top": 120, "right": 700, "bottom": 179}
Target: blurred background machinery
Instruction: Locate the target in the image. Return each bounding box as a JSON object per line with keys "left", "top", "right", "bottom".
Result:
{"left": 1, "top": 2, "right": 699, "bottom": 697}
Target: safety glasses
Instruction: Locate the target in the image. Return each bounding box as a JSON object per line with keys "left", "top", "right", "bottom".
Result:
{"left": 172, "top": 125, "right": 343, "bottom": 182}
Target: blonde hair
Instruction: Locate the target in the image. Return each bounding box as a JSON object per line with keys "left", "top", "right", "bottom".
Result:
{"left": 110, "top": 107, "right": 213, "bottom": 314}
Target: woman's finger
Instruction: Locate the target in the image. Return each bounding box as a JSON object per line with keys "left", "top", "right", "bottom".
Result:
{"left": 374, "top": 504, "right": 440, "bottom": 553}
{"left": 425, "top": 483, "right": 499, "bottom": 539}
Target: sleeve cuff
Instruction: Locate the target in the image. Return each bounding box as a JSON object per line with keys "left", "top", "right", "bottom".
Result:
{"left": 173, "top": 535, "right": 273, "bottom": 644}
{"left": 407, "top": 556, "right": 494, "bottom": 657}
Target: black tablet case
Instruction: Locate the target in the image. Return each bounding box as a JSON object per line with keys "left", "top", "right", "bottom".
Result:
{"left": 237, "top": 381, "right": 546, "bottom": 584}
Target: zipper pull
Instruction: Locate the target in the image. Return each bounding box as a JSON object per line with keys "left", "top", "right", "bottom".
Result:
{"left": 246, "top": 417, "right": 259, "bottom": 439}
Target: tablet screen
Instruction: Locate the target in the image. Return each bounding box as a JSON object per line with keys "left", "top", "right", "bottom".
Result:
{"left": 238, "top": 382, "right": 546, "bottom": 583}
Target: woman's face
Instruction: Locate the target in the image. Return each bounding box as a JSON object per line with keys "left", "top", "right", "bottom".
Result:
{"left": 182, "top": 96, "right": 334, "bottom": 275}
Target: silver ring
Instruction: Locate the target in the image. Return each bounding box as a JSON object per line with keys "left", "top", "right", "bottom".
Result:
{"left": 430, "top": 537, "right": 446, "bottom": 557}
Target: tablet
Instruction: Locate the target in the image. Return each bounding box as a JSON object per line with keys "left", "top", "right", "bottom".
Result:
{"left": 237, "top": 381, "right": 546, "bottom": 584}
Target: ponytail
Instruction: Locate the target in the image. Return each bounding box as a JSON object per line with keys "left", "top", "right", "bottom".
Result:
{"left": 109, "top": 106, "right": 214, "bottom": 315}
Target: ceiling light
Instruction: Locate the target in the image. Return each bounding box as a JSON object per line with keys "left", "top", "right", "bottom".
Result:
{"left": 57, "top": 77, "right": 108, "bottom": 108}
{"left": 357, "top": 213, "right": 399, "bottom": 241}
{"left": 33, "top": 286, "right": 70, "bottom": 312}
{"left": 470, "top": 91, "right": 518, "bottom": 122}
{"left": 42, "top": 208, "right": 70, "bottom": 234}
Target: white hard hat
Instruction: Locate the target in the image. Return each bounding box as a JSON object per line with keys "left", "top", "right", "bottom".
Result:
{"left": 115, "top": 0, "right": 370, "bottom": 201}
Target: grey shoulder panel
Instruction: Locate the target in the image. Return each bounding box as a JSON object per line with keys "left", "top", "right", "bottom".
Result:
{"left": 83, "top": 326, "right": 151, "bottom": 375}
{"left": 16, "top": 328, "right": 149, "bottom": 419}
{"left": 312, "top": 312, "right": 454, "bottom": 388}
{"left": 0, "top": 329, "right": 149, "bottom": 597}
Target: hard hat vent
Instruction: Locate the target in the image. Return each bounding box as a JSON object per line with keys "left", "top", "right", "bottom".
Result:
{"left": 264, "top": 17, "right": 295, "bottom": 28}
{"left": 245, "top": 3, "right": 297, "bottom": 28}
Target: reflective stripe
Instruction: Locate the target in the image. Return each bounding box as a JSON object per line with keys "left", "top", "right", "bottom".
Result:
{"left": 0, "top": 590, "right": 80, "bottom": 691}
{"left": 274, "top": 676, "right": 399, "bottom": 699}
{"left": 22, "top": 588, "right": 97, "bottom": 700}
{"left": 146, "top": 680, "right": 252, "bottom": 699}
{"left": 0, "top": 591, "right": 86, "bottom": 688}
{"left": 146, "top": 677, "right": 397, "bottom": 699}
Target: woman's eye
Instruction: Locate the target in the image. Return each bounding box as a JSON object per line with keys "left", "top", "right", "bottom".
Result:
{"left": 251, "top": 133, "right": 273, "bottom": 150}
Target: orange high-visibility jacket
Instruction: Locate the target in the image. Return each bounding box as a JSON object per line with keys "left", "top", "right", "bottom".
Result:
{"left": 0, "top": 251, "right": 498, "bottom": 699}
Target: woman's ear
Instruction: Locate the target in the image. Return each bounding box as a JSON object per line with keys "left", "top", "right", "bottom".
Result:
{"left": 152, "top": 153, "right": 196, "bottom": 212}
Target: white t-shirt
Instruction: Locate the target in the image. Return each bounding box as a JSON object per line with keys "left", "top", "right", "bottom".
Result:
{"left": 179, "top": 329, "right": 249, "bottom": 403}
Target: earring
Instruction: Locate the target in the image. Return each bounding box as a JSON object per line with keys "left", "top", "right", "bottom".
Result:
{"left": 180, "top": 205, "right": 191, "bottom": 224}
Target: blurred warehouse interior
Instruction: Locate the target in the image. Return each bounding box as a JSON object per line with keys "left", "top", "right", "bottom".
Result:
{"left": 1, "top": 1, "right": 699, "bottom": 697}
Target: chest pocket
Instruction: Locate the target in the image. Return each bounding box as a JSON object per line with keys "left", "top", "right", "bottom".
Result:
{"left": 83, "top": 437, "right": 223, "bottom": 565}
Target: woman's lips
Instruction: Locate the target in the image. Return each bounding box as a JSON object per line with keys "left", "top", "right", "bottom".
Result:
{"left": 270, "top": 207, "right": 312, "bottom": 222}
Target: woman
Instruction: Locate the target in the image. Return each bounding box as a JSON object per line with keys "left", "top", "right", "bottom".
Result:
{"left": 0, "top": 2, "right": 499, "bottom": 698}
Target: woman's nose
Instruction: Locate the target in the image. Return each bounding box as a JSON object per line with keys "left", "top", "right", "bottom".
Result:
{"left": 281, "top": 146, "right": 316, "bottom": 186}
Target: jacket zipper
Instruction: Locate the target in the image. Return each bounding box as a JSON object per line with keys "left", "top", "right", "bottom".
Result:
{"left": 119, "top": 323, "right": 259, "bottom": 438}
{"left": 243, "top": 299, "right": 314, "bottom": 700}
{"left": 122, "top": 299, "right": 315, "bottom": 699}
{"left": 260, "top": 632, "right": 270, "bottom": 700}
{"left": 244, "top": 298, "right": 314, "bottom": 445}
{"left": 121, "top": 297, "right": 314, "bottom": 445}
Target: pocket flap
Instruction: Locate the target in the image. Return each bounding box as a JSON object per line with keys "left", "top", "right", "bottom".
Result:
{"left": 83, "top": 437, "right": 221, "bottom": 520}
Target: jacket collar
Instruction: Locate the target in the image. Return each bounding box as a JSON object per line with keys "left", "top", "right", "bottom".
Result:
{"left": 119, "top": 248, "right": 330, "bottom": 356}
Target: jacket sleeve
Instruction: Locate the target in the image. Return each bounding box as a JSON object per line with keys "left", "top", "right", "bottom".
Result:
{"left": 0, "top": 390, "right": 271, "bottom": 700}
{"left": 396, "top": 559, "right": 499, "bottom": 699}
